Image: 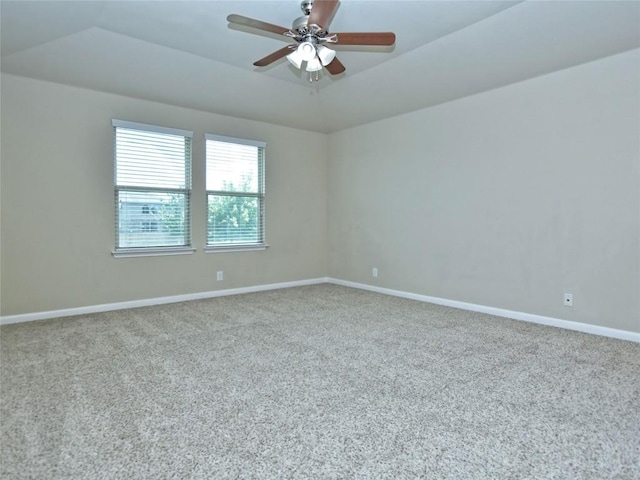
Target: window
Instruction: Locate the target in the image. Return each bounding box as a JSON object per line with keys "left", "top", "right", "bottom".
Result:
{"left": 113, "top": 120, "right": 194, "bottom": 256}
{"left": 205, "top": 134, "right": 266, "bottom": 251}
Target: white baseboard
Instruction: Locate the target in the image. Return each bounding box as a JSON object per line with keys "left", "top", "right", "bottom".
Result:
{"left": 0, "top": 277, "right": 329, "bottom": 326}
{"left": 3, "top": 277, "right": 638, "bottom": 343}
{"left": 327, "top": 278, "right": 640, "bottom": 343}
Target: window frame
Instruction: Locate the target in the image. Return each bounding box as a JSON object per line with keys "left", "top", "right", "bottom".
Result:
{"left": 204, "top": 133, "right": 267, "bottom": 253}
{"left": 112, "top": 119, "right": 195, "bottom": 258}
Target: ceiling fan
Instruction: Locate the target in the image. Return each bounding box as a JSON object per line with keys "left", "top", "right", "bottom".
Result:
{"left": 227, "top": 0, "right": 396, "bottom": 82}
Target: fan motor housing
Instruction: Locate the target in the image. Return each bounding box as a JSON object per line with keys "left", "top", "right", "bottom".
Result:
{"left": 292, "top": 15, "right": 310, "bottom": 33}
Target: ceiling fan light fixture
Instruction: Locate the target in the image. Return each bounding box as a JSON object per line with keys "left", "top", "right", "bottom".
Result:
{"left": 298, "top": 41, "right": 317, "bottom": 61}
{"left": 316, "top": 45, "right": 336, "bottom": 66}
{"left": 228, "top": 0, "right": 396, "bottom": 81}
{"left": 286, "top": 48, "right": 304, "bottom": 69}
{"left": 305, "top": 56, "right": 323, "bottom": 72}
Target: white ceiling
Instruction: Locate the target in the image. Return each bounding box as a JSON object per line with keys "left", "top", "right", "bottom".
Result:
{"left": 1, "top": 0, "right": 639, "bottom": 133}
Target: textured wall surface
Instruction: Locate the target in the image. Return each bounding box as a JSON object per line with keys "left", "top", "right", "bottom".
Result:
{"left": 328, "top": 49, "right": 640, "bottom": 333}
{"left": 1, "top": 75, "right": 328, "bottom": 315}
{"left": 2, "top": 49, "right": 639, "bottom": 334}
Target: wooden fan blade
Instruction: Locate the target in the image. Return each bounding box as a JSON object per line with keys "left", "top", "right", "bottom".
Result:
{"left": 227, "top": 14, "right": 290, "bottom": 36}
{"left": 307, "top": 0, "right": 338, "bottom": 32}
{"left": 325, "top": 56, "right": 345, "bottom": 75}
{"left": 253, "top": 46, "right": 293, "bottom": 67}
{"left": 334, "top": 32, "right": 396, "bottom": 46}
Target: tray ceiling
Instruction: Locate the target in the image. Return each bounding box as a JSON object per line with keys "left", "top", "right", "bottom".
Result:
{"left": 2, "top": 1, "right": 638, "bottom": 133}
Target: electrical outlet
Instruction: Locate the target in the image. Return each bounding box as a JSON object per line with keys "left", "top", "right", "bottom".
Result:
{"left": 217, "top": 271, "right": 223, "bottom": 281}
{"left": 564, "top": 293, "right": 573, "bottom": 307}
{"left": 372, "top": 267, "right": 378, "bottom": 278}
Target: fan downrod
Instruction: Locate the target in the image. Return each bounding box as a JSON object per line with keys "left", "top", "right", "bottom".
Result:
{"left": 293, "top": 0, "right": 314, "bottom": 33}
{"left": 300, "top": 1, "right": 314, "bottom": 16}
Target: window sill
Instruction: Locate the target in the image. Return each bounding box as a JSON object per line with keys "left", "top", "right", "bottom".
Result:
{"left": 112, "top": 247, "right": 196, "bottom": 258}
{"left": 204, "top": 244, "right": 269, "bottom": 254}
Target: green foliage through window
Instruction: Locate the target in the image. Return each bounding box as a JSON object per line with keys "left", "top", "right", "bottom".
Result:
{"left": 206, "top": 135, "right": 265, "bottom": 247}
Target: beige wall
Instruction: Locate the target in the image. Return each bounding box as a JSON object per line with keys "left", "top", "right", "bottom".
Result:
{"left": 0, "top": 74, "right": 328, "bottom": 315}
{"left": 328, "top": 49, "right": 640, "bottom": 333}
{"left": 2, "top": 49, "right": 639, "bottom": 334}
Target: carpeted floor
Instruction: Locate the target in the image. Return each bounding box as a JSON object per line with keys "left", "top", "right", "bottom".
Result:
{"left": 1, "top": 284, "right": 639, "bottom": 479}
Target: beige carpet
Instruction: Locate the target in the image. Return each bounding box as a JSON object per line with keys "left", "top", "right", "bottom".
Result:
{"left": 1, "top": 284, "right": 639, "bottom": 479}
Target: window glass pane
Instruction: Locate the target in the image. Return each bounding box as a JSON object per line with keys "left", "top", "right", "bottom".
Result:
{"left": 118, "top": 191, "right": 188, "bottom": 248}
{"left": 207, "top": 194, "right": 260, "bottom": 245}
{"left": 116, "top": 128, "right": 189, "bottom": 189}
{"left": 206, "top": 141, "right": 260, "bottom": 193}
{"left": 114, "top": 121, "right": 192, "bottom": 251}
{"left": 205, "top": 135, "right": 265, "bottom": 248}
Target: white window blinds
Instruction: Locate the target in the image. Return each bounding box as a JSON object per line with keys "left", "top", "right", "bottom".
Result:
{"left": 205, "top": 134, "right": 266, "bottom": 248}
{"left": 113, "top": 120, "right": 193, "bottom": 251}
